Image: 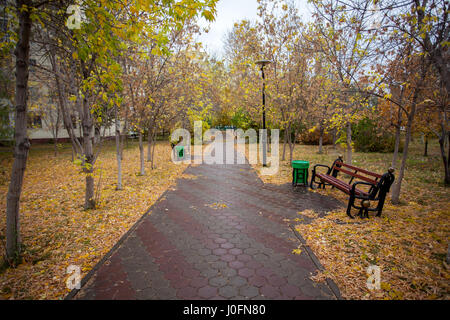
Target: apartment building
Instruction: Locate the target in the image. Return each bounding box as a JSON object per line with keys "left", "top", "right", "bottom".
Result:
{"left": 0, "top": 1, "right": 117, "bottom": 143}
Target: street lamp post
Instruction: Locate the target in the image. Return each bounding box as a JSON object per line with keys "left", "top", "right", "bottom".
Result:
{"left": 255, "top": 60, "right": 271, "bottom": 167}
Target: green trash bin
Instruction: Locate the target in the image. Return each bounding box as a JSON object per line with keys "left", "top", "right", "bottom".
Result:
{"left": 292, "top": 160, "right": 309, "bottom": 186}
{"left": 175, "top": 146, "right": 184, "bottom": 159}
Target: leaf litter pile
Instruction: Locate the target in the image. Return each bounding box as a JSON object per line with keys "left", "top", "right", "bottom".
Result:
{"left": 0, "top": 141, "right": 188, "bottom": 299}
{"left": 250, "top": 141, "right": 449, "bottom": 299}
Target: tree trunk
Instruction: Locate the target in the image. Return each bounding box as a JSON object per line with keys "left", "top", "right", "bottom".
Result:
{"left": 391, "top": 113, "right": 414, "bottom": 204}
{"left": 121, "top": 105, "right": 129, "bottom": 160}
{"left": 115, "top": 105, "right": 122, "bottom": 190}
{"left": 51, "top": 55, "right": 82, "bottom": 157}
{"left": 438, "top": 134, "right": 450, "bottom": 185}
{"left": 84, "top": 169, "right": 95, "bottom": 209}
{"left": 82, "top": 98, "right": 95, "bottom": 210}
{"left": 288, "top": 129, "right": 295, "bottom": 163}
{"left": 282, "top": 127, "right": 288, "bottom": 161}
{"left": 391, "top": 59, "right": 429, "bottom": 204}
{"left": 139, "top": 131, "right": 145, "bottom": 176}
{"left": 391, "top": 88, "right": 420, "bottom": 204}
{"left": 53, "top": 110, "right": 60, "bottom": 157}
{"left": 120, "top": 133, "right": 125, "bottom": 159}
{"left": 6, "top": 2, "right": 32, "bottom": 261}
{"left": 346, "top": 121, "right": 352, "bottom": 165}
{"left": 437, "top": 110, "right": 450, "bottom": 185}
{"left": 94, "top": 127, "right": 100, "bottom": 145}
{"left": 447, "top": 131, "right": 450, "bottom": 184}
{"left": 429, "top": 47, "right": 450, "bottom": 95}
{"left": 318, "top": 125, "right": 324, "bottom": 154}
{"left": 151, "top": 133, "right": 156, "bottom": 169}
{"left": 424, "top": 135, "right": 428, "bottom": 157}
{"left": 54, "top": 136, "right": 58, "bottom": 157}
{"left": 147, "top": 127, "right": 153, "bottom": 162}
{"left": 392, "top": 125, "right": 401, "bottom": 168}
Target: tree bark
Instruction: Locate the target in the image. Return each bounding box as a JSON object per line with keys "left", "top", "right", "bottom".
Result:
{"left": 438, "top": 132, "right": 450, "bottom": 185}
{"left": 282, "top": 127, "right": 288, "bottom": 161}
{"left": 392, "top": 125, "right": 401, "bottom": 168}
{"left": 120, "top": 104, "right": 128, "bottom": 160}
{"left": 346, "top": 121, "right": 352, "bottom": 165}
{"left": 332, "top": 128, "right": 337, "bottom": 149}
{"left": 151, "top": 132, "right": 156, "bottom": 169}
{"left": 115, "top": 105, "right": 122, "bottom": 190}
{"left": 6, "top": 1, "right": 32, "bottom": 261}
{"left": 437, "top": 109, "right": 450, "bottom": 185}
{"left": 447, "top": 131, "right": 450, "bottom": 183}
{"left": 391, "top": 110, "right": 415, "bottom": 204}
{"left": 391, "top": 57, "right": 430, "bottom": 204}
{"left": 147, "top": 127, "right": 153, "bottom": 162}
{"left": 392, "top": 106, "right": 403, "bottom": 168}
{"left": 139, "top": 131, "right": 145, "bottom": 175}
{"left": 52, "top": 106, "right": 60, "bottom": 157}
{"left": 429, "top": 46, "right": 450, "bottom": 95}
{"left": 424, "top": 135, "right": 428, "bottom": 157}
{"left": 82, "top": 96, "right": 95, "bottom": 210}
{"left": 51, "top": 54, "right": 82, "bottom": 156}
{"left": 94, "top": 127, "right": 100, "bottom": 144}
{"left": 391, "top": 88, "right": 422, "bottom": 204}
{"left": 288, "top": 128, "right": 295, "bottom": 163}
{"left": 54, "top": 135, "right": 58, "bottom": 157}
{"left": 318, "top": 125, "right": 324, "bottom": 154}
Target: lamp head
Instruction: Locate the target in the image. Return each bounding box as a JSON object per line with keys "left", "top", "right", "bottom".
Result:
{"left": 255, "top": 60, "right": 272, "bottom": 67}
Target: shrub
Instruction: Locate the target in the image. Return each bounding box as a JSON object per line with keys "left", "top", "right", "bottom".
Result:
{"left": 352, "top": 118, "right": 401, "bottom": 153}
{"left": 299, "top": 128, "right": 333, "bottom": 145}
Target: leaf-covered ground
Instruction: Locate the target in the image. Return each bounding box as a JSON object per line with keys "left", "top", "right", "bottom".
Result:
{"left": 250, "top": 140, "right": 449, "bottom": 300}
{"left": 0, "top": 141, "right": 188, "bottom": 299}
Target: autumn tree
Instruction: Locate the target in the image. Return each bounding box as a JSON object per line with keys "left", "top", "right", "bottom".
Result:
{"left": 4, "top": 0, "right": 217, "bottom": 262}
{"left": 309, "top": 0, "right": 382, "bottom": 164}
{"left": 305, "top": 53, "right": 337, "bottom": 154}
{"left": 336, "top": 0, "right": 449, "bottom": 195}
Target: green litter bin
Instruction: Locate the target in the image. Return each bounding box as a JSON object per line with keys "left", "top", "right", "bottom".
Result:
{"left": 292, "top": 160, "right": 309, "bottom": 186}
{"left": 175, "top": 146, "right": 185, "bottom": 159}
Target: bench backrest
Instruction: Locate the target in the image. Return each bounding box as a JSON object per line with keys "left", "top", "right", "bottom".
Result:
{"left": 330, "top": 157, "right": 395, "bottom": 199}
{"left": 332, "top": 160, "right": 381, "bottom": 186}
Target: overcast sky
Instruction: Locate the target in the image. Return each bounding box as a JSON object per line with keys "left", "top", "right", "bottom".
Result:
{"left": 196, "top": 0, "right": 313, "bottom": 58}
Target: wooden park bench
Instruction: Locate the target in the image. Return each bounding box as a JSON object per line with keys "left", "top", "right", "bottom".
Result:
{"left": 310, "top": 156, "right": 395, "bottom": 219}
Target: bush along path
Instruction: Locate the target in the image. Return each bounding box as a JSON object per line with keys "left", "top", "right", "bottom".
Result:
{"left": 70, "top": 143, "right": 341, "bottom": 300}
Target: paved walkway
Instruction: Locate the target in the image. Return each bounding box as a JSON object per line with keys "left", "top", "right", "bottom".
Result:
{"left": 72, "top": 140, "right": 341, "bottom": 300}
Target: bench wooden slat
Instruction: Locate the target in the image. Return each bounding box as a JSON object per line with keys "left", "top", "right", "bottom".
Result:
{"left": 335, "top": 161, "right": 383, "bottom": 179}
{"left": 316, "top": 173, "right": 369, "bottom": 196}
{"left": 317, "top": 174, "right": 352, "bottom": 194}
{"left": 333, "top": 166, "right": 378, "bottom": 185}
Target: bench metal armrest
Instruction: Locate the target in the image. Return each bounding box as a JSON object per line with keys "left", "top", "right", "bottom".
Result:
{"left": 351, "top": 181, "right": 376, "bottom": 199}
{"left": 312, "top": 164, "right": 331, "bottom": 174}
